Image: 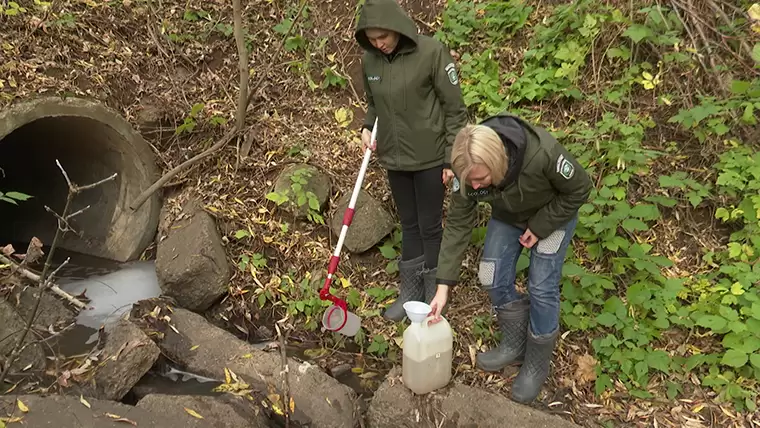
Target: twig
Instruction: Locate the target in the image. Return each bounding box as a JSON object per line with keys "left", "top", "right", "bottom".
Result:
{"left": 244, "top": 0, "right": 308, "bottom": 109}
{"left": 671, "top": 1, "right": 710, "bottom": 74}
{"left": 130, "top": 0, "right": 260, "bottom": 209}
{"left": 0, "top": 161, "right": 116, "bottom": 387}
{"left": 705, "top": 0, "right": 753, "bottom": 61}
{"left": 0, "top": 255, "right": 86, "bottom": 310}
{"left": 129, "top": 128, "right": 237, "bottom": 210}
{"left": 275, "top": 321, "right": 291, "bottom": 428}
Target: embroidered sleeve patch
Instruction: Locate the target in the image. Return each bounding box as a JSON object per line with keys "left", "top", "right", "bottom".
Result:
{"left": 556, "top": 154, "right": 575, "bottom": 179}
{"left": 452, "top": 177, "right": 460, "bottom": 192}
{"left": 444, "top": 62, "right": 459, "bottom": 85}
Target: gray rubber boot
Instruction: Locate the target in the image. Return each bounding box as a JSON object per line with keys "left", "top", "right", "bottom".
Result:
{"left": 422, "top": 267, "right": 448, "bottom": 316}
{"left": 510, "top": 328, "right": 559, "bottom": 404}
{"left": 476, "top": 299, "right": 530, "bottom": 372}
{"left": 383, "top": 255, "right": 425, "bottom": 321}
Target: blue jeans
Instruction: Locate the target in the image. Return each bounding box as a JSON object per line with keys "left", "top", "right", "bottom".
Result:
{"left": 479, "top": 215, "right": 578, "bottom": 337}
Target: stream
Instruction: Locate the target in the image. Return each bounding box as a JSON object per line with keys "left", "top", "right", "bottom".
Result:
{"left": 14, "top": 245, "right": 382, "bottom": 402}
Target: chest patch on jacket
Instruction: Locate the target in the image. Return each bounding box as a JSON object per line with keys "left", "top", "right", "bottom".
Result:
{"left": 367, "top": 75, "right": 381, "bottom": 82}
{"left": 444, "top": 63, "right": 459, "bottom": 85}
{"left": 556, "top": 154, "right": 575, "bottom": 179}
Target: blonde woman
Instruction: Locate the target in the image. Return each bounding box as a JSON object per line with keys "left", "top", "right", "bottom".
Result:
{"left": 427, "top": 113, "right": 592, "bottom": 404}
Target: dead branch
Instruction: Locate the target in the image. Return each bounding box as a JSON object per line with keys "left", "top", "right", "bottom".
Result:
{"left": 275, "top": 320, "right": 291, "bottom": 428}
{"left": 130, "top": 0, "right": 259, "bottom": 210}
{"left": 233, "top": 0, "right": 248, "bottom": 132}
{"left": 705, "top": 0, "right": 754, "bottom": 61}
{"left": 0, "top": 254, "right": 86, "bottom": 310}
{"left": 0, "top": 161, "right": 116, "bottom": 387}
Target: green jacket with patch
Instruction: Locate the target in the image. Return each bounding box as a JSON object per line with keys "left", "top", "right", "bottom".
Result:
{"left": 436, "top": 113, "right": 593, "bottom": 286}
{"left": 355, "top": 0, "right": 468, "bottom": 171}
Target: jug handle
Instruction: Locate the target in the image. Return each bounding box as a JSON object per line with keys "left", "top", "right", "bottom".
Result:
{"left": 420, "top": 315, "right": 436, "bottom": 328}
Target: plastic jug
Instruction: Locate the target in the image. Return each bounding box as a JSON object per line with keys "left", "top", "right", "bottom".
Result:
{"left": 401, "top": 301, "right": 453, "bottom": 395}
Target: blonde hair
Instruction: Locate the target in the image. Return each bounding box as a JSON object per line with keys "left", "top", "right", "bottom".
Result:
{"left": 451, "top": 124, "right": 509, "bottom": 196}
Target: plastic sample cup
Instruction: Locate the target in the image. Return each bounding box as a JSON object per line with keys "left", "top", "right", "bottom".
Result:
{"left": 322, "top": 305, "right": 361, "bottom": 337}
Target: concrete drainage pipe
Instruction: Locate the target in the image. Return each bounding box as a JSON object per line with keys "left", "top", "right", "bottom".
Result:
{"left": 0, "top": 97, "right": 161, "bottom": 262}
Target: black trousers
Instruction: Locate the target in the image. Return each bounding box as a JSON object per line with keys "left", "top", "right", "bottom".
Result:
{"left": 386, "top": 165, "right": 445, "bottom": 268}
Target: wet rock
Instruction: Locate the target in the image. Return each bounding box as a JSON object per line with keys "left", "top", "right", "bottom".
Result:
{"left": 0, "top": 288, "right": 76, "bottom": 373}
{"left": 156, "top": 202, "right": 230, "bottom": 312}
{"left": 136, "top": 393, "right": 270, "bottom": 428}
{"left": 367, "top": 367, "right": 580, "bottom": 428}
{"left": 139, "top": 305, "right": 358, "bottom": 428}
{"left": 272, "top": 164, "right": 331, "bottom": 220}
{"left": 330, "top": 189, "right": 394, "bottom": 253}
{"left": 0, "top": 393, "right": 270, "bottom": 427}
{"left": 90, "top": 318, "right": 160, "bottom": 401}
{"left": 0, "top": 394, "right": 178, "bottom": 427}
{"left": 0, "top": 299, "right": 45, "bottom": 373}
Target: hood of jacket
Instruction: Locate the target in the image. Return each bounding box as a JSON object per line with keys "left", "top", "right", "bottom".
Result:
{"left": 354, "top": 0, "right": 419, "bottom": 55}
{"left": 480, "top": 115, "right": 528, "bottom": 189}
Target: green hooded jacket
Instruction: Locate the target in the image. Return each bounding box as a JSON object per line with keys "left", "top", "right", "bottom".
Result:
{"left": 436, "top": 113, "right": 593, "bottom": 286}
{"left": 355, "top": 0, "right": 468, "bottom": 171}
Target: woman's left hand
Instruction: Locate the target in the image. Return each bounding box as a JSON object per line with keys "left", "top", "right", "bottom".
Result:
{"left": 442, "top": 168, "right": 454, "bottom": 184}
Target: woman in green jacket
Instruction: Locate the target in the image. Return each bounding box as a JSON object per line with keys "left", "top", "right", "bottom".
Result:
{"left": 428, "top": 113, "right": 593, "bottom": 404}
{"left": 354, "top": 0, "right": 468, "bottom": 321}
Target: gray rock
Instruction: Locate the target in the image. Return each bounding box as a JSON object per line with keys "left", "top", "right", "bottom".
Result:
{"left": 0, "top": 393, "right": 268, "bottom": 428}
{"left": 140, "top": 306, "right": 358, "bottom": 428}
{"left": 136, "top": 394, "right": 270, "bottom": 428}
{"left": 156, "top": 202, "right": 230, "bottom": 311}
{"left": 367, "top": 367, "right": 580, "bottom": 428}
{"left": 0, "top": 287, "right": 76, "bottom": 373}
{"left": 90, "top": 318, "right": 160, "bottom": 401}
{"left": 272, "top": 164, "right": 331, "bottom": 220}
{"left": 330, "top": 189, "right": 394, "bottom": 253}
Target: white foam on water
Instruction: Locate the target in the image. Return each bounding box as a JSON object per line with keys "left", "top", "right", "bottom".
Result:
{"left": 60, "top": 260, "right": 162, "bottom": 343}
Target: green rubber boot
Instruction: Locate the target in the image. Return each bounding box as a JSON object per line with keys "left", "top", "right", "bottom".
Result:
{"left": 476, "top": 299, "right": 530, "bottom": 372}
{"left": 383, "top": 255, "right": 425, "bottom": 321}
{"left": 511, "top": 327, "right": 559, "bottom": 404}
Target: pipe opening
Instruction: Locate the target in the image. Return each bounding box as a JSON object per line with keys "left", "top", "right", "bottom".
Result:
{"left": 0, "top": 98, "right": 162, "bottom": 262}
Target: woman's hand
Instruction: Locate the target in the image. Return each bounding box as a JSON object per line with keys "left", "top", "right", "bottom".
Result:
{"left": 428, "top": 284, "right": 449, "bottom": 324}
{"left": 519, "top": 228, "right": 538, "bottom": 248}
{"left": 442, "top": 168, "right": 454, "bottom": 184}
{"left": 361, "top": 128, "right": 376, "bottom": 151}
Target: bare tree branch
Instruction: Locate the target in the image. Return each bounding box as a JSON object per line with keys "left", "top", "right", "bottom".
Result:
{"left": 0, "top": 161, "right": 115, "bottom": 386}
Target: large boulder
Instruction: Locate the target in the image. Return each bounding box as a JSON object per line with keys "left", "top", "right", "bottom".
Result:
{"left": 367, "top": 368, "right": 581, "bottom": 428}
{"left": 0, "top": 393, "right": 272, "bottom": 427}
{"left": 156, "top": 202, "right": 230, "bottom": 311}
{"left": 330, "top": 189, "right": 394, "bottom": 253}
{"left": 272, "top": 163, "right": 331, "bottom": 220}
{"left": 131, "top": 301, "right": 359, "bottom": 428}
{"left": 136, "top": 394, "right": 270, "bottom": 428}
{"left": 89, "top": 318, "right": 161, "bottom": 400}
{"left": 0, "top": 287, "right": 76, "bottom": 373}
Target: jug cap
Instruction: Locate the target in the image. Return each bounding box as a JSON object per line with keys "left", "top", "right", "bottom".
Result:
{"left": 403, "top": 301, "right": 431, "bottom": 323}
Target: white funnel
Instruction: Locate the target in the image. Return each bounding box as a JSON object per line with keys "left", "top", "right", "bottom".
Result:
{"left": 403, "top": 301, "right": 431, "bottom": 323}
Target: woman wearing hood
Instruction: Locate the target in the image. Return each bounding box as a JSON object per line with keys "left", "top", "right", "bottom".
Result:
{"left": 354, "top": 0, "right": 468, "bottom": 321}
{"left": 428, "top": 113, "right": 593, "bottom": 404}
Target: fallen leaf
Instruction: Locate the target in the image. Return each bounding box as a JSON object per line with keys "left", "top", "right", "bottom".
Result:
{"left": 0, "top": 421, "right": 5, "bottom": 428}
{"left": 0, "top": 417, "right": 23, "bottom": 423}
{"left": 184, "top": 408, "right": 203, "bottom": 419}
{"left": 106, "top": 413, "right": 122, "bottom": 419}
{"left": 575, "top": 353, "right": 598, "bottom": 385}
{"left": 16, "top": 399, "right": 28, "bottom": 413}
{"left": 289, "top": 396, "right": 295, "bottom": 413}
{"left": 80, "top": 395, "right": 91, "bottom": 408}
{"left": 1, "top": 244, "right": 14, "bottom": 256}
{"left": 190, "top": 345, "right": 200, "bottom": 351}
{"left": 333, "top": 107, "right": 353, "bottom": 128}
{"left": 114, "top": 418, "right": 137, "bottom": 426}
{"left": 224, "top": 367, "right": 232, "bottom": 384}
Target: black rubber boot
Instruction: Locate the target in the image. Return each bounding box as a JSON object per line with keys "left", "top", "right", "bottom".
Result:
{"left": 422, "top": 267, "right": 448, "bottom": 316}
{"left": 383, "top": 255, "right": 425, "bottom": 321}
{"left": 510, "top": 328, "right": 559, "bottom": 404}
{"left": 476, "top": 299, "right": 530, "bottom": 372}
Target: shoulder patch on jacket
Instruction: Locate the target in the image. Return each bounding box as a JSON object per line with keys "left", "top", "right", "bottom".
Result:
{"left": 556, "top": 154, "right": 575, "bottom": 179}
{"left": 444, "top": 63, "right": 459, "bottom": 85}
{"left": 452, "top": 177, "right": 460, "bottom": 192}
